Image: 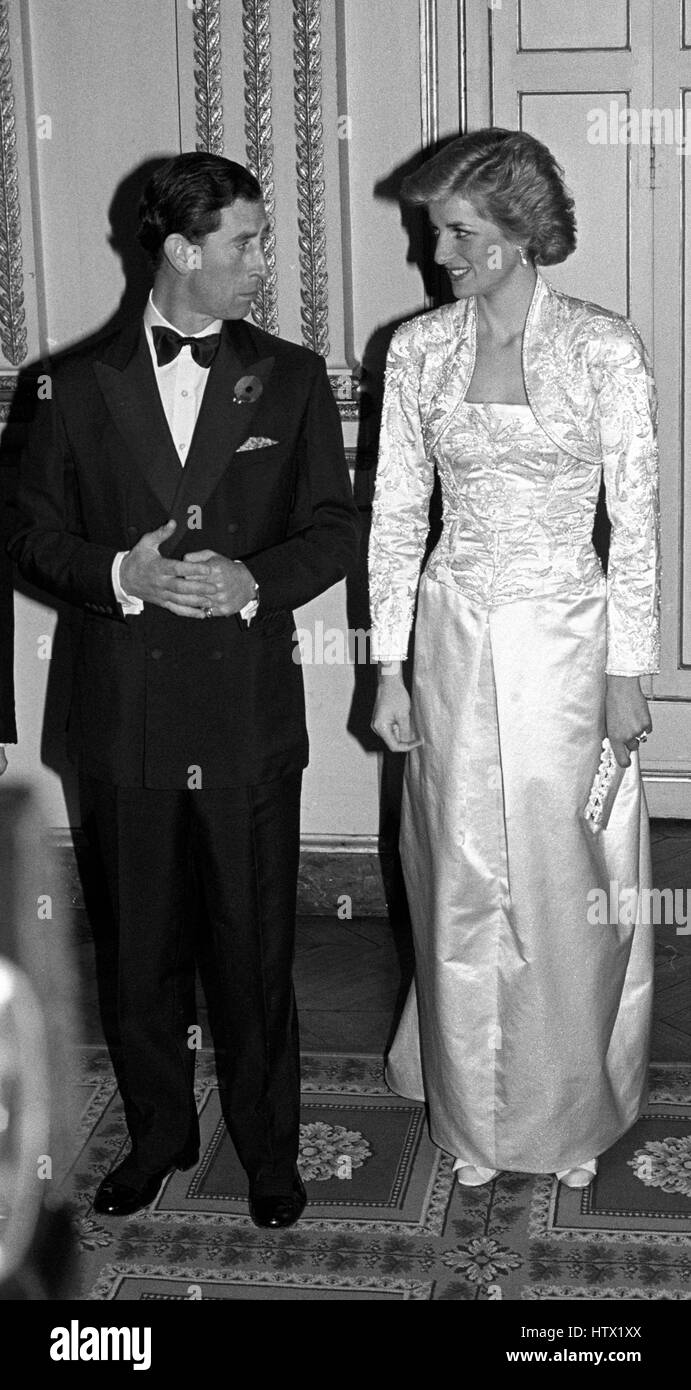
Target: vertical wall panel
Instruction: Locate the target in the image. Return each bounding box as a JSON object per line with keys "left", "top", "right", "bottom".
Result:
{"left": 638, "top": 0, "right": 691, "bottom": 811}
{"left": 23, "top": 0, "right": 181, "bottom": 349}
{"left": 679, "top": 88, "right": 691, "bottom": 671}
{"left": 520, "top": 92, "right": 630, "bottom": 312}
{"left": 489, "top": 0, "right": 655, "bottom": 333}
{"left": 436, "top": 0, "right": 463, "bottom": 135}
{"left": 339, "top": 0, "right": 429, "bottom": 356}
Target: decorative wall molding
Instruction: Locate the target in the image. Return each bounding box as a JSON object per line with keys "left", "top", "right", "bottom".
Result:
{"left": 419, "top": 0, "right": 442, "bottom": 309}
{"left": 0, "top": 369, "right": 16, "bottom": 421}
{"left": 0, "top": 369, "right": 40, "bottom": 427}
{"left": 419, "top": 0, "right": 439, "bottom": 150}
{"left": 0, "top": 0, "right": 27, "bottom": 367}
{"left": 242, "top": 0, "right": 279, "bottom": 335}
{"left": 293, "top": 0, "right": 329, "bottom": 356}
{"left": 458, "top": 0, "right": 468, "bottom": 131}
{"left": 329, "top": 368, "right": 361, "bottom": 420}
{"left": 193, "top": 0, "right": 224, "bottom": 155}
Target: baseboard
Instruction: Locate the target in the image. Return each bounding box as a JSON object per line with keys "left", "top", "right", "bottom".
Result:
{"left": 50, "top": 830, "right": 391, "bottom": 918}
{"left": 297, "top": 835, "right": 391, "bottom": 916}
{"left": 642, "top": 774, "right": 691, "bottom": 820}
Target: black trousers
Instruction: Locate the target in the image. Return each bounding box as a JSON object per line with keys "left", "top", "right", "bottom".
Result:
{"left": 80, "top": 770, "right": 302, "bottom": 1193}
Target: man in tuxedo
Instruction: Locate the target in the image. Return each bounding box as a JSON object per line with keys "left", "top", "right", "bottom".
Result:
{"left": 9, "top": 152, "right": 359, "bottom": 1227}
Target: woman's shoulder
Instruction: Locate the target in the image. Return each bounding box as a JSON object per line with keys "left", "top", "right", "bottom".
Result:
{"left": 387, "top": 303, "right": 465, "bottom": 361}
{"left": 542, "top": 280, "right": 649, "bottom": 363}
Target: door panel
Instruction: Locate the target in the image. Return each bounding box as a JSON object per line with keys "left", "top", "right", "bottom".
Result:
{"left": 519, "top": 92, "right": 632, "bottom": 313}
{"left": 646, "top": 2, "right": 691, "bottom": 811}
{"left": 518, "top": 0, "right": 631, "bottom": 52}
{"left": 467, "top": 0, "right": 691, "bottom": 815}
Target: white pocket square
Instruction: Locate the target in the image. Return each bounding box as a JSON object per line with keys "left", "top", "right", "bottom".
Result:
{"left": 237, "top": 435, "right": 279, "bottom": 452}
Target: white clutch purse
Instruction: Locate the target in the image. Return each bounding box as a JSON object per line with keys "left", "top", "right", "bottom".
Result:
{"left": 583, "top": 737, "right": 626, "bottom": 834}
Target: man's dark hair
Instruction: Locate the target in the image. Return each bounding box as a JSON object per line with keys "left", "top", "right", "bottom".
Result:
{"left": 137, "top": 152, "right": 262, "bottom": 266}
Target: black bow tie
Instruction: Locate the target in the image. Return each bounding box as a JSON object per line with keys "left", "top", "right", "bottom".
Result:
{"left": 151, "top": 325, "right": 222, "bottom": 369}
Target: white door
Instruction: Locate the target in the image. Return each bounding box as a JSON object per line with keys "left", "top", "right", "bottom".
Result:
{"left": 647, "top": 1, "right": 691, "bottom": 813}
{"left": 465, "top": 0, "right": 691, "bottom": 815}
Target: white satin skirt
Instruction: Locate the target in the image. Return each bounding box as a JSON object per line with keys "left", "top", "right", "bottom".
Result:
{"left": 387, "top": 574, "right": 654, "bottom": 1173}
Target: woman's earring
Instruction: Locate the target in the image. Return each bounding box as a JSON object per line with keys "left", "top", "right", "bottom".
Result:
{"left": 517, "top": 245, "right": 529, "bottom": 267}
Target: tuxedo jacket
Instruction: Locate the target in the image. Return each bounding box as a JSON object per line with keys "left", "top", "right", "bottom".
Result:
{"left": 9, "top": 316, "right": 359, "bottom": 787}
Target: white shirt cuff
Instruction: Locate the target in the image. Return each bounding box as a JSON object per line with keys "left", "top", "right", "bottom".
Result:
{"left": 112, "top": 551, "right": 144, "bottom": 614}
{"left": 239, "top": 567, "right": 259, "bottom": 624}
{"left": 240, "top": 600, "right": 258, "bottom": 624}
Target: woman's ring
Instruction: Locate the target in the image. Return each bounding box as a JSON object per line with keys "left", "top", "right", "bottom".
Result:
{"left": 204, "top": 606, "right": 214, "bottom": 619}
{"left": 636, "top": 731, "right": 648, "bottom": 743}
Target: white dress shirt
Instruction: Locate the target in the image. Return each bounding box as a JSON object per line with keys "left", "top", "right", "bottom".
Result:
{"left": 112, "top": 294, "right": 257, "bottom": 620}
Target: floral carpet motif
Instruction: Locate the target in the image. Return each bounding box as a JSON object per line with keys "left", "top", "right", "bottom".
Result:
{"left": 298, "top": 1122, "right": 372, "bottom": 1182}
{"left": 62, "top": 1052, "right": 691, "bottom": 1301}
{"left": 628, "top": 1136, "right": 691, "bottom": 1197}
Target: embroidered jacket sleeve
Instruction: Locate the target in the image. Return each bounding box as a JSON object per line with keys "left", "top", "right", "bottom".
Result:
{"left": 592, "top": 321, "right": 661, "bottom": 675}
{"left": 368, "top": 323, "right": 436, "bottom": 662}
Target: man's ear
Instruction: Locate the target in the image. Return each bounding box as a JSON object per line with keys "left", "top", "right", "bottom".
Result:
{"left": 162, "top": 233, "right": 202, "bottom": 275}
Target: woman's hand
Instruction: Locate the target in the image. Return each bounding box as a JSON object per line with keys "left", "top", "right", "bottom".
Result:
{"left": 605, "top": 674, "right": 652, "bottom": 768}
{"left": 370, "top": 671, "right": 423, "bottom": 753}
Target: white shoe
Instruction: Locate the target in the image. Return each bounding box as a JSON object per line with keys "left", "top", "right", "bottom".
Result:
{"left": 453, "top": 1160, "right": 499, "bottom": 1187}
{"left": 556, "top": 1158, "right": 598, "bottom": 1188}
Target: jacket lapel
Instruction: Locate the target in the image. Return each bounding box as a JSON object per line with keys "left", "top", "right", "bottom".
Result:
{"left": 166, "top": 319, "right": 275, "bottom": 548}
{"left": 421, "top": 299, "right": 475, "bottom": 454}
{"left": 422, "top": 276, "right": 549, "bottom": 454}
{"left": 93, "top": 321, "right": 183, "bottom": 513}
{"left": 521, "top": 274, "right": 601, "bottom": 461}
{"left": 92, "top": 316, "right": 276, "bottom": 534}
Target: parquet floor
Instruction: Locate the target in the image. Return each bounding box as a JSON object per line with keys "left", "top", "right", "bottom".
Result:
{"left": 293, "top": 823, "right": 691, "bottom": 1061}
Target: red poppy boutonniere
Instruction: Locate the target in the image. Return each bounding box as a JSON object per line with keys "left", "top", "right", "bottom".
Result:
{"left": 233, "top": 374, "right": 263, "bottom": 405}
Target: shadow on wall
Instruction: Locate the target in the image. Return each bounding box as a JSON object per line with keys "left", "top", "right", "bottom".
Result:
{"left": 0, "top": 157, "right": 174, "bottom": 823}
{"left": 345, "top": 142, "right": 452, "bottom": 838}
{"left": 339, "top": 141, "right": 452, "bottom": 1020}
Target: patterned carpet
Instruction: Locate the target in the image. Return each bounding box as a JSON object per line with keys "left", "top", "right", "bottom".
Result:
{"left": 62, "top": 1050, "right": 691, "bottom": 1301}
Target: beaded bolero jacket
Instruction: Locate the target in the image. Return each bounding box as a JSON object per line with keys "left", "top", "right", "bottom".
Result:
{"left": 368, "top": 273, "right": 661, "bottom": 674}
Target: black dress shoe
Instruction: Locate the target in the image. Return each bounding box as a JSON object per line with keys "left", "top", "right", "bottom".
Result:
{"left": 93, "top": 1149, "right": 199, "bottom": 1217}
{"left": 248, "top": 1172, "right": 307, "bottom": 1229}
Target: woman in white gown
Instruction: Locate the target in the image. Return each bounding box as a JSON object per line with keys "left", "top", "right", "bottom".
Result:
{"left": 369, "top": 129, "right": 660, "bottom": 1189}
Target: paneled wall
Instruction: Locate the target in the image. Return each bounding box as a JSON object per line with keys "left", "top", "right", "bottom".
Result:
{"left": 4, "top": 1, "right": 691, "bottom": 827}
{"left": 0, "top": 0, "right": 466, "bottom": 836}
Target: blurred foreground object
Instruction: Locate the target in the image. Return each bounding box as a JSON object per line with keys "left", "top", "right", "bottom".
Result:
{"left": 0, "top": 784, "right": 77, "bottom": 1298}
